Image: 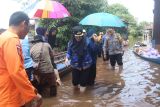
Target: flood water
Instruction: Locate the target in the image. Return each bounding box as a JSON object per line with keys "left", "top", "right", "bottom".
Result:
{"left": 42, "top": 37, "right": 160, "bottom": 107}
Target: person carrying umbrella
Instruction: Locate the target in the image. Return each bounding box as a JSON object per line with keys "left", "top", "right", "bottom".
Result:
{"left": 103, "top": 28, "right": 124, "bottom": 70}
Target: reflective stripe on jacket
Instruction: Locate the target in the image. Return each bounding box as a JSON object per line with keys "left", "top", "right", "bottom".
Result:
{"left": 0, "top": 30, "right": 36, "bottom": 107}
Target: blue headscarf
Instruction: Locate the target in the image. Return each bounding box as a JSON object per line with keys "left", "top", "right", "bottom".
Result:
{"left": 86, "top": 28, "right": 96, "bottom": 38}
{"left": 36, "top": 27, "right": 47, "bottom": 36}
{"left": 69, "top": 26, "right": 87, "bottom": 58}
{"left": 87, "top": 28, "right": 98, "bottom": 64}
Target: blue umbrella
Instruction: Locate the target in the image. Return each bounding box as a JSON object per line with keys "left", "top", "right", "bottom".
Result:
{"left": 79, "top": 12, "right": 126, "bottom": 27}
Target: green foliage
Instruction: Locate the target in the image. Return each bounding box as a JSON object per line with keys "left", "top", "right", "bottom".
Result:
{"left": 106, "top": 3, "right": 139, "bottom": 36}
{"left": 39, "top": 0, "right": 109, "bottom": 51}
{"left": 138, "top": 21, "right": 150, "bottom": 29}
{"left": 136, "top": 21, "right": 151, "bottom": 36}
{"left": 21, "top": 0, "right": 143, "bottom": 50}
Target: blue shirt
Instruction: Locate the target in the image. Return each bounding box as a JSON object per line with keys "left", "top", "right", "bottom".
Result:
{"left": 102, "top": 34, "right": 108, "bottom": 46}
{"left": 21, "top": 36, "right": 33, "bottom": 69}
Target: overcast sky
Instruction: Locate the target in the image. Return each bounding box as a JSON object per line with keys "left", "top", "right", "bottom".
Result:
{"left": 108, "top": 0, "right": 154, "bottom": 23}
{"left": 0, "top": 0, "right": 21, "bottom": 28}
{"left": 0, "top": 0, "right": 154, "bottom": 28}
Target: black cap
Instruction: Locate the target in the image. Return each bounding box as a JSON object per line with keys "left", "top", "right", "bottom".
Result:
{"left": 72, "top": 26, "right": 83, "bottom": 36}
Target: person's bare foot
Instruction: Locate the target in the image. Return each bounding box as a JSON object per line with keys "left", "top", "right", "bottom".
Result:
{"left": 79, "top": 86, "right": 86, "bottom": 93}
{"left": 119, "top": 65, "right": 123, "bottom": 71}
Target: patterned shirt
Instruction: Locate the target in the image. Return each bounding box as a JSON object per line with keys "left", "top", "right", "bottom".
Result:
{"left": 31, "top": 42, "right": 54, "bottom": 73}
{"left": 104, "top": 34, "right": 123, "bottom": 55}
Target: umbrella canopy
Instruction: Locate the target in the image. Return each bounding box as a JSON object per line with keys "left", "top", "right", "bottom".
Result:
{"left": 28, "top": 0, "right": 71, "bottom": 19}
{"left": 79, "top": 12, "right": 125, "bottom": 27}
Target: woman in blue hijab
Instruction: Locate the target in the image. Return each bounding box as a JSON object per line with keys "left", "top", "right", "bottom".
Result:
{"left": 65, "top": 26, "right": 92, "bottom": 92}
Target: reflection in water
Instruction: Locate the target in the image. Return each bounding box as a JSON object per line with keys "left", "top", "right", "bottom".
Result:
{"left": 42, "top": 37, "right": 160, "bottom": 107}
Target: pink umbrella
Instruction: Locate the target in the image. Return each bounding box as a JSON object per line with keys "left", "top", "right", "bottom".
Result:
{"left": 29, "top": 0, "right": 71, "bottom": 19}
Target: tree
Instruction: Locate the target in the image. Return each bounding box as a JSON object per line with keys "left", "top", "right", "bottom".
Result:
{"left": 137, "top": 21, "right": 151, "bottom": 36}
{"left": 16, "top": 0, "right": 141, "bottom": 50}
{"left": 106, "top": 3, "right": 138, "bottom": 36}
{"left": 139, "top": 21, "right": 150, "bottom": 29}
{"left": 39, "top": 0, "right": 109, "bottom": 50}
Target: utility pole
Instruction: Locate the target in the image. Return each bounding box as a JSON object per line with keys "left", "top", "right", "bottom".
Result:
{"left": 153, "top": 0, "right": 160, "bottom": 50}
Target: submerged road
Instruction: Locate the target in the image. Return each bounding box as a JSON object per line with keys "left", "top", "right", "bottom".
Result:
{"left": 42, "top": 46, "right": 160, "bottom": 107}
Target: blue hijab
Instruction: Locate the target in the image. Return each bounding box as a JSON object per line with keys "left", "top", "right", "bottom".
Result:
{"left": 86, "top": 28, "right": 96, "bottom": 38}
{"left": 36, "top": 27, "right": 48, "bottom": 42}
{"left": 70, "top": 36, "right": 87, "bottom": 58}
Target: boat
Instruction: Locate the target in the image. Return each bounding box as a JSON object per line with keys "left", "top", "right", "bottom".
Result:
{"left": 133, "top": 47, "right": 160, "bottom": 64}
{"left": 54, "top": 52, "right": 71, "bottom": 77}
{"left": 56, "top": 61, "right": 71, "bottom": 77}
{"left": 134, "top": 41, "right": 147, "bottom": 47}
{"left": 29, "top": 36, "right": 71, "bottom": 77}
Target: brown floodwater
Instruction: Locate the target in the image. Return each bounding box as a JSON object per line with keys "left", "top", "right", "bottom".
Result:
{"left": 42, "top": 42, "right": 160, "bottom": 107}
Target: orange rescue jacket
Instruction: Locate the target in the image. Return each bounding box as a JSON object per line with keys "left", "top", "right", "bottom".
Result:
{"left": 0, "top": 30, "right": 36, "bottom": 107}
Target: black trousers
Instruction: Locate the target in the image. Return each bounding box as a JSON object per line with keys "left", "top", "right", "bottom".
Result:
{"left": 109, "top": 53, "right": 123, "bottom": 67}
{"left": 102, "top": 50, "right": 109, "bottom": 61}
{"left": 87, "top": 64, "right": 96, "bottom": 85}
{"left": 39, "top": 73, "right": 57, "bottom": 97}
{"left": 72, "top": 68, "right": 90, "bottom": 87}
{"left": 25, "top": 67, "right": 34, "bottom": 81}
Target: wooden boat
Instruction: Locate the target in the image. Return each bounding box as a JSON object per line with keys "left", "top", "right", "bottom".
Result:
{"left": 134, "top": 42, "right": 147, "bottom": 47}
{"left": 133, "top": 48, "right": 160, "bottom": 64}
{"left": 54, "top": 52, "right": 71, "bottom": 77}
{"left": 29, "top": 36, "right": 71, "bottom": 77}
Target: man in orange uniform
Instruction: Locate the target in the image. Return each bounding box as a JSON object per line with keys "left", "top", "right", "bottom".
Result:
{"left": 0, "top": 11, "right": 41, "bottom": 107}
